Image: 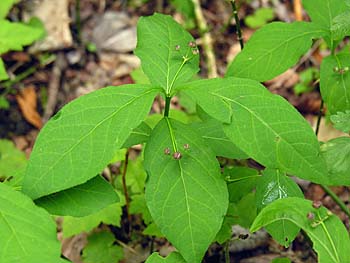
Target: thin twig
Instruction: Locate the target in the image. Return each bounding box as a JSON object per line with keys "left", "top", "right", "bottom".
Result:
{"left": 75, "top": 0, "right": 82, "bottom": 44}
{"left": 122, "top": 149, "right": 132, "bottom": 233}
{"left": 229, "top": 0, "right": 244, "bottom": 50}
{"left": 191, "top": 0, "right": 217, "bottom": 78}
{"left": 225, "top": 240, "right": 231, "bottom": 263}
{"left": 314, "top": 101, "right": 350, "bottom": 218}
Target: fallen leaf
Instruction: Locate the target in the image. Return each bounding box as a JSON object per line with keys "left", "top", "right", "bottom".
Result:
{"left": 16, "top": 85, "right": 43, "bottom": 129}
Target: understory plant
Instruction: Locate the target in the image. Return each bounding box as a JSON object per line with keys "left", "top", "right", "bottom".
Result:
{"left": 1, "top": 0, "right": 350, "bottom": 262}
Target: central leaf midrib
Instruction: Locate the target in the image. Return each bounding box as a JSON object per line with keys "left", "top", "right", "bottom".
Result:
{"left": 29, "top": 89, "right": 156, "bottom": 194}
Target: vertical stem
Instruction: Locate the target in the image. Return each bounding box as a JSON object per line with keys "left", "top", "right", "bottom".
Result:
{"left": 225, "top": 240, "right": 231, "bottom": 263}
{"left": 191, "top": 0, "right": 218, "bottom": 78}
{"left": 75, "top": 0, "right": 82, "bottom": 44}
{"left": 315, "top": 100, "right": 324, "bottom": 136}
{"left": 230, "top": 0, "right": 244, "bottom": 50}
{"left": 321, "top": 185, "right": 350, "bottom": 217}
{"left": 164, "top": 96, "right": 171, "bottom": 117}
{"left": 122, "top": 149, "right": 131, "bottom": 233}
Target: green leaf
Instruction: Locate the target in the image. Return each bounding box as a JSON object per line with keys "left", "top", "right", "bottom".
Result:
{"left": 0, "top": 183, "right": 63, "bottom": 263}
{"left": 320, "top": 137, "right": 350, "bottom": 186}
{"left": 226, "top": 22, "right": 324, "bottom": 82}
{"left": 145, "top": 252, "right": 186, "bottom": 263}
{"left": 190, "top": 119, "right": 248, "bottom": 159}
{"left": 170, "top": 0, "right": 195, "bottom": 21}
{"left": 0, "top": 95, "right": 10, "bottom": 108}
{"left": 320, "top": 53, "right": 350, "bottom": 115}
{"left": 184, "top": 77, "right": 330, "bottom": 184}
{"left": 0, "top": 58, "right": 8, "bottom": 81}
{"left": 122, "top": 121, "right": 152, "bottom": 148}
{"left": 0, "top": 139, "right": 27, "bottom": 181}
{"left": 245, "top": 8, "right": 275, "bottom": 29}
{"left": 256, "top": 169, "right": 303, "bottom": 247}
{"left": 330, "top": 110, "right": 350, "bottom": 133}
{"left": 22, "top": 85, "right": 159, "bottom": 199}
{"left": 144, "top": 118, "right": 228, "bottom": 263}
{"left": 0, "top": 0, "right": 18, "bottom": 18}
{"left": 130, "top": 194, "right": 153, "bottom": 224}
{"left": 225, "top": 166, "right": 259, "bottom": 203}
{"left": 135, "top": 13, "right": 199, "bottom": 95}
{"left": 143, "top": 222, "right": 164, "bottom": 237}
{"left": 251, "top": 197, "right": 350, "bottom": 263}
{"left": 230, "top": 192, "right": 257, "bottom": 229}
{"left": 82, "top": 231, "right": 124, "bottom": 263}
{"left": 0, "top": 20, "right": 44, "bottom": 54}
{"left": 331, "top": 11, "right": 350, "bottom": 40}
{"left": 62, "top": 202, "right": 122, "bottom": 238}
{"left": 35, "top": 175, "right": 119, "bottom": 217}
{"left": 303, "top": 0, "right": 348, "bottom": 46}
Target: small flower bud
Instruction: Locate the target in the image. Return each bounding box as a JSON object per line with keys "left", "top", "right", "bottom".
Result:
{"left": 173, "top": 152, "right": 182, "bottom": 159}
{"left": 312, "top": 200, "right": 322, "bottom": 209}
{"left": 188, "top": 41, "right": 196, "bottom": 47}
{"left": 192, "top": 49, "right": 199, "bottom": 55}
{"left": 164, "top": 147, "right": 171, "bottom": 155}
{"left": 175, "top": 45, "right": 181, "bottom": 51}
{"left": 183, "top": 143, "right": 190, "bottom": 150}
{"left": 307, "top": 212, "right": 315, "bottom": 220}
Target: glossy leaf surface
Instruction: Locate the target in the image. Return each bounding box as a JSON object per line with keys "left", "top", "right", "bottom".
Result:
{"left": 0, "top": 183, "right": 64, "bottom": 263}
{"left": 23, "top": 85, "right": 159, "bottom": 199}
{"left": 320, "top": 53, "right": 350, "bottom": 115}
{"left": 320, "top": 137, "right": 350, "bottom": 186}
{"left": 256, "top": 169, "right": 303, "bottom": 247}
{"left": 251, "top": 197, "right": 350, "bottom": 263}
{"left": 226, "top": 22, "right": 324, "bottom": 81}
{"left": 135, "top": 13, "right": 199, "bottom": 94}
{"left": 35, "top": 175, "right": 119, "bottom": 217}
{"left": 184, "top": 77, "right": 329, "bottom": 184}
{"left": 144, "top": 118, "right": 228, "bottom": 263}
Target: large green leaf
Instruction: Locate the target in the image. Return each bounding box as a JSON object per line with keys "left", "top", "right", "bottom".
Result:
{"left": 183, "top": 77, "right": 329, "bottom": 184}
{"left": 34, "top": 175, "right": 119, "bottom": 217}
{"left": 62, "top": 202, "right": 122, "bottom": 238}
{"left": 82, "top": 231, "right": 124, "bottom": 263}
{"left": 320, "top": 53, "right": 350, "bottom": 115}
{"left": 256, "top": 169, "right": 303, "bottom": 247}
{"left": 144, "top": 118, "right": 228, "bottom": 263}
{"left": 251, "top": 197, "right": 350, "bottom": 263}
{"left": 135, "top": 13, "right": 199, "bottom": 95}
{"left": 225, "top": 22, "right": 324, "bottom": 82}
{"left": 320, "top": 137, "right": 350, "bottom": 186}
{"left": 0, "top": 58, "right": 8, "bottom": 80}
{"left": 0, "top": 20, "right": 44, "bottom": 54}
{"left": 303, "top": 0, "right": 349, "bottom": 46}
{"left": 23, "top": 85, "right": 159, "bottom": 199}
{"left": 331, "top": 11, "right": 350, "bottom": 40}
{"left": 330, "top": 110, "right": 350, "bottom": 133}
{"left": 145, "top": 252, "right": 186, "bottom": 263}
{"left": 0, "top": 183, "right": 65, "bottom": 263}
{"left": 0, "top": 0, "right": 18, "bottom": 18}
{"left": 190, "top": 119, "right": 248, "bottom": 159}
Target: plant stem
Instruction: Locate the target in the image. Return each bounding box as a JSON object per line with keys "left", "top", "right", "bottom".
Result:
{"left": 321, "top": 185, "right": 350, "bottom": 217}
{"left": 191, "top": 0, "right": 217, "bottom": 78}
{"left": 75, "top": 0, "right": 82, "bottom": 44}
{"left": 122, "top": 149, "right": 131, "bottom": 234}
{"left": 314, "top": 100, "right": 350, "bottom": 218}
{"left": 225, "top": 240, "right": 231, "bottom": 263}
{"left": 164, "top": 96, "right": 171, "bottom": 117}
{"left": 315, "top": 100, "right": 324, "bottom": 136}
{"left": 230, "top": 0, "right": 244, "bottom": 50}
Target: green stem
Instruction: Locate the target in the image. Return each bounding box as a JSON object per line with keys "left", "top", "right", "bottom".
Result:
{"left": 1, "top": 66, "right": 36, "bottom": 94}
{"left": 164, "top": 96, "right": 171, "bottom": 117}
{"left": 230, "top": 0, "right": 244, "bottom": 50}
{"left": 75, "top": 0, "right": 82, "bottom": 44}
{"left": 121, "top": 149, "right": 131, "bottom": 235}
{"left": 225, "top": 240, "right": 230, "bottom": 263}
{"left": 314, "top": 100, "right": 350, "bottom": 219}
{"left": 321, "top": 185, "right": 350, "bottom": 217}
